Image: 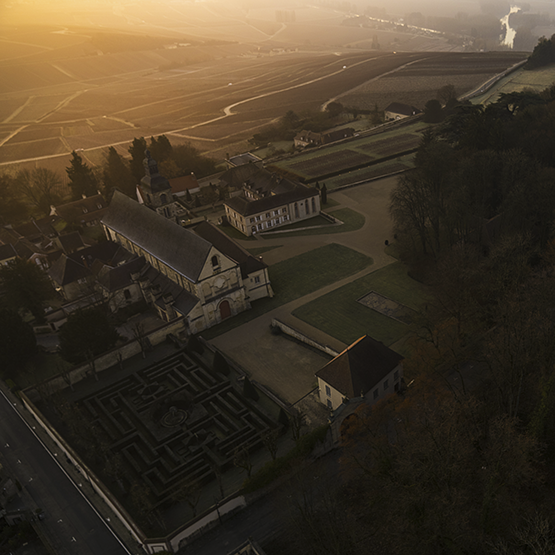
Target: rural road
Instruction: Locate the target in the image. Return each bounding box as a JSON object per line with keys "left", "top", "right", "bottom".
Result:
{"left": 0, "top": 385, "right": 135, "bottom": 555}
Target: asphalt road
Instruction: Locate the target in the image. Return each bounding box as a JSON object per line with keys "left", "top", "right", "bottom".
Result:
{"left": 0, "top": 388, "right": 132, "bottom": 555}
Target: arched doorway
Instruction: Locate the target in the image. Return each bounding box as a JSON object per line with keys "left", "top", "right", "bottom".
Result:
{"left": 219, "top": 300, "right": 231, "bottom": 320}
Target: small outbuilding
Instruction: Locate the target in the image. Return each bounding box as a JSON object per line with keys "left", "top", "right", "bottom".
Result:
{"left": 316, "top": 335, "right": 403, "bottom": 411}
{"left": 384, "top": 102, "right": 421, "bottom": 121}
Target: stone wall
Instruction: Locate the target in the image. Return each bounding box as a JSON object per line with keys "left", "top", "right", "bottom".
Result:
{"left": 271, "top": 318, "right": 339, "bottom": 358}
{"left": 28, "top": 318, "right": 185, "bottom": 398}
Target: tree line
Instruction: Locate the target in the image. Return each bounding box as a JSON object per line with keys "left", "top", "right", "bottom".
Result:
{"left": 0, "top": 135, "right": 218, "bottom": 225}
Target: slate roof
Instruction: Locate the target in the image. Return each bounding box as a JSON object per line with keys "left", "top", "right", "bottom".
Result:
{"left": 48, "top": 254, "right": 91, "bottom": 286}
{"left": 193, "top": 221, "right": 267, "bottom": 278}
{"left": 0, "top": 243, "right": 17, "bottom": 262}
{"left": 295, "top": 130, "right": 321, "bottom": 143}
{"left": 13, "top": 218, "right": 55, "bottom": 241}
{"left": 242, "top": 170, "right": 299, "bottom": 198}
{"left": 102, "top": 191, "right": 213, "bottom": 283}
{"left": 10, "top": 239, "right": 36, "bottom": 260}
{"left": 68, "top": 240, "right": 124, "bottom": 268}
{"left": 225, "top": 186, "right": 319, "bottom": 217}
{"left": 58, "top": 232, "right": 85, "bottom": 254}
{"left": 316, "top": 335, "right": 403, "bottom": 398}
{"left": 97, "top": 256, "right": 146, "bottom": 292}
{"left": 54, "top": 194, "right": 107, "bottom": 225}
{"left": 140, "top": 265, "right": 199, "bottom": 316}
{"left": 218, "top": 164, "right": 264, "bottom": 189}
{"left": 48, "top": 241, "right": 128, "bottom": 287}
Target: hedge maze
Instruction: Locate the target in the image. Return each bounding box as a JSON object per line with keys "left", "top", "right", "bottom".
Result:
{"left": 75, "top": 350, "right": 279, "bottom": 502}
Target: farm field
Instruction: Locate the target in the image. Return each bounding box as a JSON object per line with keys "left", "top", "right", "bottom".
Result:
{"left": 339, "top": 51, "right": 527, "bottom": 111}
{"left": 269, "top": 124, "right": 426, "bottom": 182}
{"left": 0, "top": 0, "right": 527, "bottom": 175}
{"left": 471, "top": 64, "right": 555, "bottom": 105}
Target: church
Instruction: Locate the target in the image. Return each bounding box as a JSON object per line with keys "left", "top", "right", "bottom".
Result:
{"left": 101, "top": 152, "right": 273, "bottom": 334}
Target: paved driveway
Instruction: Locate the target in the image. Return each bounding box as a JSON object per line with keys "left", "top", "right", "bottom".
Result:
{"left": 210, "top": 176, "right": 400, "bottom": 409}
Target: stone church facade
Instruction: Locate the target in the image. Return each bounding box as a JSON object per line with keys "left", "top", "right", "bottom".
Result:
{"left": 102, "top": 190, "right": 272, "bottom": 334}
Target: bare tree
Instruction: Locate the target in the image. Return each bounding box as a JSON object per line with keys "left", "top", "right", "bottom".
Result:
{"left": 261, "top": 428, "right": 280, "bottom": 461}
{"left": 208, "top": 460, "right": 225, "bottom": 499}
{"left": 16, "top": 168, "right": 62, "bottom": 215}
{"left": 132, "top": 322, "right": 148, "bottom": 358}
{"left": 233, "top": 446, "right": 253, "bottom": 478}
{"left": 172, "top": 478, "right": 202, "bottom": 517}
{"left": 60, "top": 363, "right": 74, "bottom": 391}
{"left": 291, "top": 410, "right": 306, "bottom": 443}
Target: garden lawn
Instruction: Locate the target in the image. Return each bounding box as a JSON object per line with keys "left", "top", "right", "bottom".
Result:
{"left": 201, "top": 243, "right": 373, "bottom": 339}
{"left": 292, "top": 261, "right": 429, "bottom": 352}
{"left": 264, "top": 208, "right": 364, "bottom": 238}
{"left": 220, "top": 224, "right": 257, "bottom": 241}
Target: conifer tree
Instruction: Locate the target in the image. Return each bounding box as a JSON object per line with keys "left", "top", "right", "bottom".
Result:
{"left": 128, "top": 137, "right": 147, "bottom": 183}
{"left": 66, "top": 151, "right": 99, "bottom": 199}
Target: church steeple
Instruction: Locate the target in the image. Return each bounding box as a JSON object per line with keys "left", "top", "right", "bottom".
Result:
{"left": 140, "top": 150, "right": 171, "bottom": 196}
{"left": 138, "top": 150, "right": 177, "bottom": 219}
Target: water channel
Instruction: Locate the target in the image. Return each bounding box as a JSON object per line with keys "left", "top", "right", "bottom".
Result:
{"left": 500, "top": 6, "right": 520, "bottom": 48}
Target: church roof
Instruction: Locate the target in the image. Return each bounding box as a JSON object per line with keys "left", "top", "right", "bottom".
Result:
{"left": 102, "top": 190, "right": 213, "bottom": 283}
{"left": 316, "top": 336, "right": 403, "bottom": 398}
{"left": 193, "top": 221, "right": 267, "bottom": 278}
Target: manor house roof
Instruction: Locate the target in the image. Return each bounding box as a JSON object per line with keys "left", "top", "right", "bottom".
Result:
{"left": 316, "top": 335, "right": 403, "bottom": 398}
{"left": 101, "top": 190, "right": 213, "bottom": 283}
{"left": 225, "top": 186, "right": 318, "bottom": 217}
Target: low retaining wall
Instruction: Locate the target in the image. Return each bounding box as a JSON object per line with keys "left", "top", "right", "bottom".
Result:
{"left": 29, "top": 318, "right": 185, "bottom": 398}
{"left": 271, "top": 318, "right": 339, "bottom": 358}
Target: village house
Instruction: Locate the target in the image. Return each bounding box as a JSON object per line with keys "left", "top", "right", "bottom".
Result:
{"left": 47, "top": 241, "right": 129, "bottom": 302}
{"left": 384, "top": 102, "right": 422, "bottom": 121}
{"left": 316, "top": 335, "right": 403, "bottom": 411}
{"left": 294, "top": 128, "right": 354, "bottom": 148}
{"left": 223, "top": 168, "right": 320, "bottom": 236}
{"left": 101, "top": 190, "right": 273, "bottom": 333}
{"left": 50, "top": 193, "right": 107, "bottom": 227}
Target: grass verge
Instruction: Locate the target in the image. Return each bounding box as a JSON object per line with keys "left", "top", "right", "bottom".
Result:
{"left": 292, "top": 261, "right": 429, "bottom": 352}
{"left": 201, "top": 243, "right": 373, "bottom": 339}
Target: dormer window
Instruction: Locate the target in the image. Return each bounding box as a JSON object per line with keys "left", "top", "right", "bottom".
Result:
{"left": 211, "top": 255, "right": 220, "bottom": 270}
{"left": 82, "top": 207, "right": 88, "bottom": 213}
{"left": 97, "top": 203, "right": 103, "bottom": 209}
